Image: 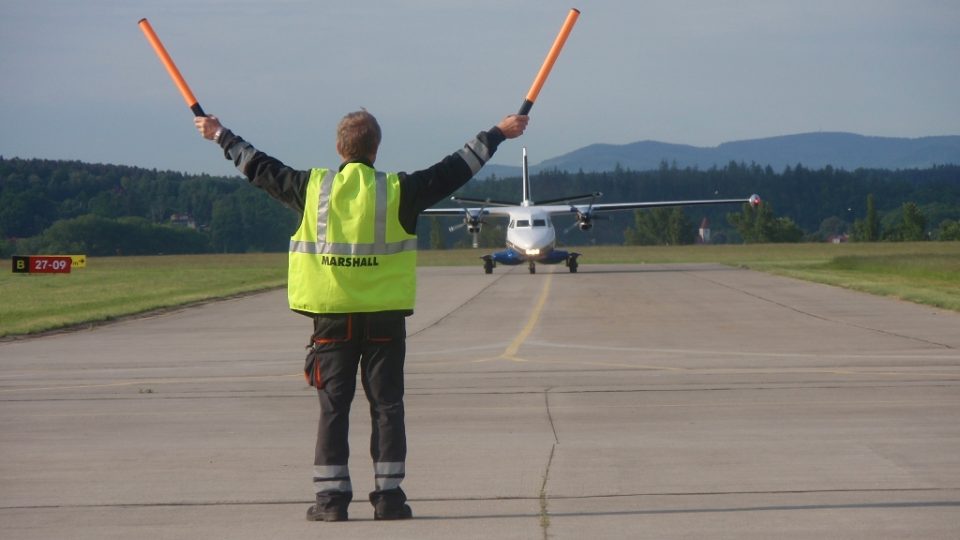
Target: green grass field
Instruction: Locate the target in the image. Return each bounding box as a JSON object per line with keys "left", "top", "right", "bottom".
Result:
{"left": 2, "top": 242, "right": 958, "bottom": 338}
{"left": 0, "top": 254, "right": 287, "bottom": 337}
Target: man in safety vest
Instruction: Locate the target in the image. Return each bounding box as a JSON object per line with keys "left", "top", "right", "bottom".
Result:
{"left": 195, "top": 111, "right": 527, "bottom": 522}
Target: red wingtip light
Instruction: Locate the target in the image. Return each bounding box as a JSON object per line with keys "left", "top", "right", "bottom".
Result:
{"left": 749, "top": 194, "right": 762, "bottom": 207}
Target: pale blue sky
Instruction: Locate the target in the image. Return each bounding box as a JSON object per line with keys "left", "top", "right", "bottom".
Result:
{"left": 1, "top": 0, "right": 958, "bottom": 176}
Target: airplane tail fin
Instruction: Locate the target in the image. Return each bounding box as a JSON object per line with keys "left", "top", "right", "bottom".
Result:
{"left": 522, "top": 147, "right": 532, "bottom": 206}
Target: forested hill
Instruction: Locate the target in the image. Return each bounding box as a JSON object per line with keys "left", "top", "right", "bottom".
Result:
{"left": 482, "top": 133, "right": 960, "bottom": 178}
{"left": 1, "top": 156, "right": 959, "bottom": 256}
{"left": 0, "top": 157, "right": 298, "bottom": 256}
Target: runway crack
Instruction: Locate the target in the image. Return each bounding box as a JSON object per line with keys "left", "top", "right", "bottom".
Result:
{"left": 540, "top": 387, "right": 559, "bottom": 539}
{"left": 544, "top": 387, "right": 559, "bottom": 444}
{"left": 539, "top": 443, "right": 556, "bottom": 539}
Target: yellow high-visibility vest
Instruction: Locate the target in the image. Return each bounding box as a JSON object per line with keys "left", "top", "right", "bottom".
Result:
{"left": 288, "top": 164, "right": 417, "bottom": 314}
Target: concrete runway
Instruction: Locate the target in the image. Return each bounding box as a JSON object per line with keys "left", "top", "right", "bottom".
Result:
{"left": 1, "top": 263, "right": 958, "bottom": 539}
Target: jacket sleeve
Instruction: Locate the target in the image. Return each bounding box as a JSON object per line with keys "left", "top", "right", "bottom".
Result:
{"left": 397, "top": 126, "right": 507, "bottom": 233}
{"left": 217, "top": 129, "right": 311, "bottom": 215}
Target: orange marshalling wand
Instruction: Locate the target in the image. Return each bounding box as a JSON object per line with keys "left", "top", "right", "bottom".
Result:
{"left": 518, "top": 8, "right": 580, "bottom": 115}
{"left": 138, "top": 18, "right": 206, "bottom": 116}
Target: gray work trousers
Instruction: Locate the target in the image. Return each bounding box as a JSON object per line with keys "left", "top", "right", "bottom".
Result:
{"left": 304, "top": 313, "right": 408, "bottom": 512}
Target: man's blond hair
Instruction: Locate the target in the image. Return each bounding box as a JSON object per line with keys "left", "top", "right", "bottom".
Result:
{"left": 336, "top": 109, "right": 381, "bottom": 161}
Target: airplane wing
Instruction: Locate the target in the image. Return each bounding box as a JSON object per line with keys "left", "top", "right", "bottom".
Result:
{"left": 572, "top": 195, "right": 760, "bottom": 214}
{"left": 448, "top": 196, "right": 519, "bottom": 207}
{"left": 484, "top": 195, "right": 760, "bottom": 216}
{"left": 421, "top": 206, "right": 513, "bottom": 217}
{"left": 423, "top": 195, "right": 760, "bottom": 217}
{"left": 422, "top": 195, "right": 519, "bottom": 217}
{"left": 420, "top": 207, "right": 479, "bottom": 217}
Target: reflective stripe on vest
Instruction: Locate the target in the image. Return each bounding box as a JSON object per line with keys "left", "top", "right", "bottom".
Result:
{"left": 289, "top": 169, "right": 418, "bottom": 256}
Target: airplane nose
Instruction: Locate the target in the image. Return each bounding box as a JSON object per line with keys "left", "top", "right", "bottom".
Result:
{"left": 513, "top": 228, "right": 555, "bottom": 251}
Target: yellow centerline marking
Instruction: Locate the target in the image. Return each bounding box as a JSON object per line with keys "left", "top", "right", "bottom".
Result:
{"left": 500, "top": 270, "right": 554, "bottom": 362}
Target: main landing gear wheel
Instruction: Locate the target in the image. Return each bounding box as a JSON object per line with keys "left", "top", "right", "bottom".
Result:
{"left": 528, "top": 261, "right": 536, "bottom": 274}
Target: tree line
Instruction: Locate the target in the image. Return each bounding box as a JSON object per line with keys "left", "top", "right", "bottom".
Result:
{"left": 0, "top": 157, "right": 297, "bottom": 256}
{"left": 1, "top": 156, "right": 958, "bottom": 257}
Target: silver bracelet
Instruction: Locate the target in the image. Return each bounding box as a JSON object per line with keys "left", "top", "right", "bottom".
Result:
{"left": 213, "top": 127, "right": 223, "bottom": 143}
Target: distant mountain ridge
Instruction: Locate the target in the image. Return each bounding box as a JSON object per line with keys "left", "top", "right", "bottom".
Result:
{"left": 480, "top": 132, "right": 960, "bottom": 178}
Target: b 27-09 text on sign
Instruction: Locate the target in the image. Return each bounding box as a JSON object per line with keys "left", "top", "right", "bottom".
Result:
{"left": 12, "top": 256, "right": 74, "bottom": 274}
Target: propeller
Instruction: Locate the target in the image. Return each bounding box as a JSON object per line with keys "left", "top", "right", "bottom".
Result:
{"left": 449, "top": 205, "right": 486, "bottom": 248}
{"left": 564, "top": 193, "right": 605, "bottom": 234}
{"left": 564, "top": 213, "right": 609, "bottom": 234}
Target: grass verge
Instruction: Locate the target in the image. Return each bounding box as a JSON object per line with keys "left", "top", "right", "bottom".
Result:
{"left": 2, "top": 242, "right": 957, "bottom": 338}
{"left": 0, "top": 254, "right": 286, "bottom": 338}
{"left": 748, "top": 252, "right": 960, "bottom": 312}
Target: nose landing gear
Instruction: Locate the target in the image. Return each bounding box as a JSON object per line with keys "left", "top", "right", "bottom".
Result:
{"left": 482, "top": 256, "right": 495, "bottom": 274}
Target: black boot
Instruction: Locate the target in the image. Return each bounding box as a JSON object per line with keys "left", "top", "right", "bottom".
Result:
{"left": 371, "top": 487, "right": 412, "bottom": 520}
{"left": 306, "top": 491, "right": 351, "bottom": 522}
{"left": 374, "top": 503, "right": 412, "bottom": 520}
{"left": 306, "top": 504, "right": 348, "bottom": 522}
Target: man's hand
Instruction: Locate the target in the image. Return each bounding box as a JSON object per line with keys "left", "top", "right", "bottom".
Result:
{"left": 194, "top": 115, "right": 223, "bottom": 140}
{"left": 497, "top": 115, "right": 529, "bottom": 139}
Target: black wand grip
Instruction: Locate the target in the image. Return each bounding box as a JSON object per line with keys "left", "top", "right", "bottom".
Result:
{"left": 517, "top": 99, "right": 533, "bottom": 116}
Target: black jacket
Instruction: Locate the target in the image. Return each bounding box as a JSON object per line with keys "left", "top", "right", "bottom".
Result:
{"left": 217, "top": 126, "right": 507, "bottom": 235}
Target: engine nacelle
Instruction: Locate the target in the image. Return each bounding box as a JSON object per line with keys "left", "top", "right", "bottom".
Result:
{"left": 575, "top": 212, "right": 593, "bottom": 231}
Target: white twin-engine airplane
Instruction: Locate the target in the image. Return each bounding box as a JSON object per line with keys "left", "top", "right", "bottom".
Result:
{"left": 423, "top": 148, "right": 761, "bottom": 274}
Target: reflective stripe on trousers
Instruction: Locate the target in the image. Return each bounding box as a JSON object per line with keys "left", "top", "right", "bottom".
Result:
{"left": 374, "top": 461, "right": 405, "bottom": 491}
{"left": 313, "top": 464, "right": 352, "bottom": 494}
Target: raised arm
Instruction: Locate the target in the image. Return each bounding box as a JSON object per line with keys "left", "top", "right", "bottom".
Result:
{"left": 195, "top": 115, "right": 311, "bottom": 214}
{"left": 396, "top": 115, "right": 528, "bottom": 233}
